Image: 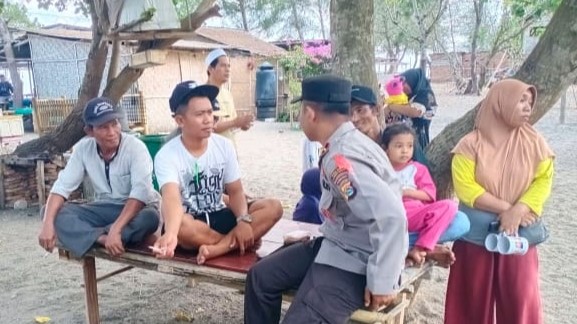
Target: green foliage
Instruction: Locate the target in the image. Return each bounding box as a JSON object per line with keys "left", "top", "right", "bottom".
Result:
{"left": 33, "top": 0, "right": 88, "bottom": 15}
{"left": 172, "top": 0, "right": 203, "bottom": 19}
{"left": 277, "top": 45, "right": 328, "bottom": 121}
{"left": 140, "top": 7, "right": 157, "bottom": 21}
{"left": 1, "top": 2, "right": 39, "bottom": 28}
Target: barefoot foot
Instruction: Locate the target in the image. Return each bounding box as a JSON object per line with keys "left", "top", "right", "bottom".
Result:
{"left": 196, "top": 245, "right": 212, "bottom": 265}
{"left": 426, "top": 245, "right": 456, "bottom": 268}
{"left": 407, "top": 247, "right": 427, "bottom": 267}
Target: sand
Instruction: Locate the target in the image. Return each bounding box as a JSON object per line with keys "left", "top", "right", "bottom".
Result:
{"left": 1, "top": 86, "right": 576, "bottom": 323}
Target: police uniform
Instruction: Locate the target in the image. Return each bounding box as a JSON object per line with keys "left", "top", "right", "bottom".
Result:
{"left": 244, "top": 75, "right": 408, "bottom": 324}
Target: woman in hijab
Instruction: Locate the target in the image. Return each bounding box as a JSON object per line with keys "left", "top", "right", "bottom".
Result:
{"left": 385, "top": 68, "right": 437, "bottom": 149}
{"left": 292, "top": 167, "right": 323, "bottom": 224}
{"left": 445, "top": 79, "right": 554, "bottom": 324}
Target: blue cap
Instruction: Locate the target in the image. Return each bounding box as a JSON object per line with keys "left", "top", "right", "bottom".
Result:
{"left": 83, "top": 97, "right": 121, "bottom": 126}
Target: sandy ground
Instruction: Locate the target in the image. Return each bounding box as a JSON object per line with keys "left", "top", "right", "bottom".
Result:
{"left": 1, "top": 86, "right": 576, "bottom": 323}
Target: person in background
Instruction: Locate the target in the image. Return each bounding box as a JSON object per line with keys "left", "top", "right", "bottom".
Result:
{"left": 0, "top": 74, "right": 13, "bottom": 109}
{"left": 301, "top": 138, "right": 322, "bottom": 173}
{"left": 384, "top": 68, "right": 437, "bottom": 150}
{"left": 205, "top": 48, "right": 255, "bottom": 148}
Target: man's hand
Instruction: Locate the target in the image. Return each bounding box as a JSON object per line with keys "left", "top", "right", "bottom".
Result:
{"left": 230, "top": 221, "right": 254, "bottom": 255}
{"left": 38, "top": 223, "right": 57, "bottom": 252}
{"left": 153, "top": 233, "right": 178, "bottom": 259}
{"left": 235, "top": 114, "right": 254, "bottom": 131}
{"left": 364, "top": 288, "right": 397, "bottom": 311}
{"left": 104, "top": 230, "right": 125, "bottom": 257}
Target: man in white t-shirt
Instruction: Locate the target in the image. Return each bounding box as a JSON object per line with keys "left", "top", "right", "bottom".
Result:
{"left": 152, "top": 81, "right": 282, "bottom": 264}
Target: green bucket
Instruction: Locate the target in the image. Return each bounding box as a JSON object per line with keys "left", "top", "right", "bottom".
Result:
{"left": 139, "top": 134, "right": 167, "bottom": 191}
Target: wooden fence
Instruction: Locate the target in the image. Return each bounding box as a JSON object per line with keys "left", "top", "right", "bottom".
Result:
{"left": 32, "top": 92, "right": 148, "bottom": 134}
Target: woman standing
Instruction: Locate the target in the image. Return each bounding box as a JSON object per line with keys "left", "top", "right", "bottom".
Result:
{"left": 445, "top": 79, "right": 554, "bottom": 324}
{"left": 385, "top": 68, "right": 437, "bottom": 149}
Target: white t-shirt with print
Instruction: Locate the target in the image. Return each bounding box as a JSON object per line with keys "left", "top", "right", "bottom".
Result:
{"left": 154, "top": 134, "right": 240, "bottom": 215}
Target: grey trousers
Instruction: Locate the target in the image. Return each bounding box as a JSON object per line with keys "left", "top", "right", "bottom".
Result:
{"left": 52, "top": 202, "right": 159, "bottom": 258}
{"left": 244, "top": 238, "right": 366, "bottom": 324}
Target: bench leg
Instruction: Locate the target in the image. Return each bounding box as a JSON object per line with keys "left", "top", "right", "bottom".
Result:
{"left": 83, "top": 256, "right": 100, "bottom": 324}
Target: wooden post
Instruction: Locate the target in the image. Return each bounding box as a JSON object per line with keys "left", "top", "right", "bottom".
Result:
{"left": 560, "top": 88, "right": 567, "bottom": 124}
{"left": 83, "top": 256, "right": 100, "bottom": 324}
{"left": 36, "top": 160, "right": 45, "bottom": 207}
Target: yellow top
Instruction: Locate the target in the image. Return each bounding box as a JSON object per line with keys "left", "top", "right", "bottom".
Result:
{"left": 216, "top": 87, "right": 238, "bottom": 145}
{"left": 452, "top": 154, "right": 554, "bottom": 215}
{"left": 385, "top": 94, "right": 409, "bottom": 105}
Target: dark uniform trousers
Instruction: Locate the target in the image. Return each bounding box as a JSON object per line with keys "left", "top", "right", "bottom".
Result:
{"left": 244, "top": 237, "right": 366, "bottom": 324}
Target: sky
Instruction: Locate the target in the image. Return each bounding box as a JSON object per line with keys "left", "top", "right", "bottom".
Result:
{"left": 18, "top": 0, "right": 226, "bottom": 29}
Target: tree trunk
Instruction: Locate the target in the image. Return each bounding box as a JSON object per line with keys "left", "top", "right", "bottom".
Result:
{"left": 14, "top": 1, "right": 109, "bottom": 157}
{"left": 238, "top": 0, "right": 250, "bottom": 31}
{"left": 427, "top": 0, "right": 577, "bottom": 199}
{"left": 330, "top": 0, "right": 378, "bottom": 93}
{"left": 467, "top": 0, "right": 483, "bottom": 95}
{"left": 0, "top": 18, "right": 23, "bottom": 108}
{"left": 106, "top": 39, "right": 130, "bottom": 132}
{"left": 290, "top": 0, "right": 305, "bottom": 43}
{"left": 317, "top": 0, "right": 327, "bottom": 39}
{"left": 14, "top": 0, "right": 220, "bottom": 158}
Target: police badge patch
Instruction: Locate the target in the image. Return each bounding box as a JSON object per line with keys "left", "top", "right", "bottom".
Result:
{"left": 331, "top": 154, "right": 357, "bottom": 200}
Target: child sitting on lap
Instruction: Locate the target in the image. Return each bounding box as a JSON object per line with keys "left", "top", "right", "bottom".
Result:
{"left": 382, "top": 124, "right": 460, "bottom": 266}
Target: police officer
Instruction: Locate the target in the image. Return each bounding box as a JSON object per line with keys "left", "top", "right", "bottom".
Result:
{"left": 244, "top": 75, "right": 408, "bottom": 324}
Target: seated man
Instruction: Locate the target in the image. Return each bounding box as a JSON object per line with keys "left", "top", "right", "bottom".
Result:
{"left": 152, "top": 81, "right": 282, "bottom": 264}
{"left": 245, "top": 75, "right": 408, "bottom": 324}
{"left": 38, "top": 97, "right": 160, "bottom": 258}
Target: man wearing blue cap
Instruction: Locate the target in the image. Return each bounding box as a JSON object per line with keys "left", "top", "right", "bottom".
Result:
{"left": 38, "top": 97, "right": 160, "bottom": 258}
{"left": 244, "top": 75, "right": 408, "bottom": 323}
{"left": 205, "top": 48, "right": 255, "bottom": 147}
{"left": 152, "top": 81, "right": 282, "bottom": 264}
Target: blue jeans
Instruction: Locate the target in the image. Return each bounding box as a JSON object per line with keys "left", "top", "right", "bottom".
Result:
{"left": 409, "top": 211, "right": 470, "bottom": 247}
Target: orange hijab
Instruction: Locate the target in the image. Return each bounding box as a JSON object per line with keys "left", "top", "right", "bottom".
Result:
{"left": 452, "top": 79, "right": 554, "bottom": 204}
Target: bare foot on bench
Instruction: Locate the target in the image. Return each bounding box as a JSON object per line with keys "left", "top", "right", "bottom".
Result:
{"left": 406, "top": 247, "right": 427, "bottom": 268}
{"left": 426, "top": 245, "right": 455, "bottom": 268}
{"left": 196, "top": 241, "right": 231, "bottom": 265}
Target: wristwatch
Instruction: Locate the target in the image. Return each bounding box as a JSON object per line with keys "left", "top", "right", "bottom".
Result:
{"left": 237, "top": 214, "right": 253, "bottom": 224}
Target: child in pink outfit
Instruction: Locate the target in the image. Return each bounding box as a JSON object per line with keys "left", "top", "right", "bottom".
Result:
{"left": 382, "top": 123, "right": 457, "bottom": 265}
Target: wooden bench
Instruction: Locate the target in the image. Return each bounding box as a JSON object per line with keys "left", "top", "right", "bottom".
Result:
{"left": 57, "top": 219, "right": 433, "bottom": 324}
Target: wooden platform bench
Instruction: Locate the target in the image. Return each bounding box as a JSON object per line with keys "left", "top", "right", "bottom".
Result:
{"left": 57, "top": 219, "right": 433, "bottom": 324}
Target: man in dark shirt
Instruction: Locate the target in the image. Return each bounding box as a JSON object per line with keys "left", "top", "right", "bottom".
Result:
{"left": 0, "top": 74, "right": 14, "bottom": 97}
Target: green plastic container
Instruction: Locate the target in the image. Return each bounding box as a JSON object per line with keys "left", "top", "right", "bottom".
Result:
{"left": 139, "top": 134, "right": 168, "bottom": 191}
{"left": 14, "top": 107, "right": 33, "bottom": 115}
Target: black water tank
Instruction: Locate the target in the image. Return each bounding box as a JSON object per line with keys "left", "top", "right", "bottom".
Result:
{"left": 255, "top": 62, "right": 277, "bottom": 120}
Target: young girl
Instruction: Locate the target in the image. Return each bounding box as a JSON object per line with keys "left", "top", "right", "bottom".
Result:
{"left": 382, "top": 123, "right": 457, "bottom": 265}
